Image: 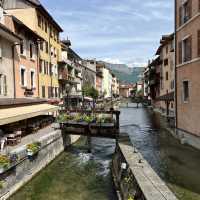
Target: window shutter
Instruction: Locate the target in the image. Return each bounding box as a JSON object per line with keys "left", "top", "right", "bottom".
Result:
{"left": 0, "top": 39, "right": 2, "bottom": 58}
{"left": 187, "top": 36, "right": 192, "bottom": 61}
{"left": 198, "top": 30, "right": 200, "bottom": 57}
{"left": 199, "top": 0, "right": 200, "bottom": 11}
{"left": 188, "top": 0, "right": 192, "bottom": 18}
{"left": 3, "top": 75, "right": 7, "bottom": 96}
{"left": 178, "top": 41, "right": 182, "bottom": 64}
{"left": 179, "top": 6, "right": 182, "bottom": 26}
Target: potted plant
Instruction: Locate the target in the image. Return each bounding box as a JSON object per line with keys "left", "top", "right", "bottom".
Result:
{"left": 0, "top": 155, "right": 10, "bottom": 174}
{"left": 26, "top": 142, "right": 41, "bottom": 156}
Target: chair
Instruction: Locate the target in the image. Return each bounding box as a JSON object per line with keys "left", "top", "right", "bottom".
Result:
{"left": 7, "top": 134, "right": 17, "bottom": 146}
{"left": 16, "top": 131, "right": 22, "bottom": 143}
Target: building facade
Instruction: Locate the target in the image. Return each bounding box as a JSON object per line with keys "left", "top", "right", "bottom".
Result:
{"left": 4, "top": 0, "right": 63, "bottom": 99}
{"left": 82, "top": 59, "right": 96, "bottom": 89}
{"left": 59, "top": 40, "right": 83, "bottom": 107}
{"left": 156, "top": 34, "right": 175, "bottom": 116}
{"left": 96, "top": 65, "right": 103, "bottom": 97}
{"left": 175, "top": 0, "right": 200, "bottom": 147}
{"left": 4, "top": 14, "right": 40, "bottom": 98}
{"left": 0, "top": 22, "right": 21, "bottom": 98}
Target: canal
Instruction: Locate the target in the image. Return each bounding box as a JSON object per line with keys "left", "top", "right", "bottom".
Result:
{"left": 9, "top": 105, "right": 200, "bottom": 200}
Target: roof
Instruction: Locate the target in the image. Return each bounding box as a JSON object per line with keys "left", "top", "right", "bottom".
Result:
{"left": 6, "top": 14, "right": 43, "bottom": 40}
{"left": 68, "top": 48, "right": 82, "bottom": 61}
{"left": 26, "top": 0, "right": 63, "bottom": 32}
{"left": 0, "top": 104, "right": 58, "bottom": 126}
{"left": 156, "top": 33, "right": 174, "bottom": 55}
{"left": 0, "top": 98, "right": 47, "bottom": 109}
{"left": 0, "top": 22, "right": 21, "bottom": 41}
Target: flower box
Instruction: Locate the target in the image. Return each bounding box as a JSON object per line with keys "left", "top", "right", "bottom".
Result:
{"left": 26, "top": 142, "right": 41, "bottom": 157}
{"left": 0, "top": 155, "right": 10, "bottom": 174}
{"left": 89, "top": 123, "right": 117, "bottom": 136}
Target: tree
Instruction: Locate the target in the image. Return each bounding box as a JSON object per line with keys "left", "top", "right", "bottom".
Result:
{"left": 82, "top": 85, "right": 99, "bottom": 109}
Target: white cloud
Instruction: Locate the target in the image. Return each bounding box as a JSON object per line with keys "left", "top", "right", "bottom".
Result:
{"left": 102, "top": 58, "right": 123, "bottom": 64}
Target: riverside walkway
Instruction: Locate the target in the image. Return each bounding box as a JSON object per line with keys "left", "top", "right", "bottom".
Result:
{"left": 112, "top": 138, "right": 178, "bottom": 200}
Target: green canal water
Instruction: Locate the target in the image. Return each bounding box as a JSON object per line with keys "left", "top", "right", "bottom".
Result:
{"left": 9, "top": 137, "right": 117, "bottom": 200}
{"left": 9, "top": 105, "right": 200, "bottom": 200}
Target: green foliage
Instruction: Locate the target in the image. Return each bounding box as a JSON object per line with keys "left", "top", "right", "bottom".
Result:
{"left": 0, "top": 181, "right": 4, "bottom": 189}
{"left": 97, "top": 115, "right": 113, "bottom": 123}
{"left": 83, "top": 85, "right": 99, "bottom": 100}
{"left": 56, "top": 114, "right": 73, "bottom": 123}
{"left": 0, "top": 155, "right": 10, "bottom": 169}
{"left": 136, "top": 89, "right": 143, "bottom": 98}
{"left": 82, "top": 114, "right": 95, "bottom": 123}
{"left": 27, "top": 142, "right": 41, "bottom": 154}
{"left": 74, "top": 113, "right": 83, "bottom": 122}
{"left": 128, "top": 196, "right": 135, "bottom": 200}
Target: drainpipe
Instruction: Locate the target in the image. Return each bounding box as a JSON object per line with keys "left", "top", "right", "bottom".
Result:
{"left": 12, "top": 45, "right": 16, "bottom": 99}
{"left": 12, "top": 42, "right": 21, "bottom": 99}
{"left": 36, "top": 41, "right": 40, "bottom": 97}
{"left": 175, "top": 0, "right": 178, "bottom": 129}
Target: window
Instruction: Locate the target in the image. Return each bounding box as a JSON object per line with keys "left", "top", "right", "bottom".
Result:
{"left": 30, "top": 70, "right": 35, "bottom": 88}
{"left": 54, "top": 48, "right": 56, "bottom": 57}
{"left": 50, "top": 64, "right": 53, "bottom": 75}
{"left": 0, "top": 75, "right": 7, "bottom": 96}
{"left": 39, "top": 59, "right": 43, "bottom": 73}
{"left": 40, "top": 41, "right": 43, "bottom": 51}
{"left": 50, "top": 27, "right": 53, "bottom": 38}
{"left": 45, "top": 21, "right": 48, "bottom": 33}
{"left": 51, "top": 87, "right": 54, "bottom": 98}
{"left": 198, "top": 30, "right": 200, "bottom": 57}
{"left": 30, "top": 43, "right": 33, "bottom": 59}
{"left": 166, "top": 72, "right": 168, "bottom": 81}
{"left": 20, "top": 41, "right": 26, "bottom": 56}
{"left": 183, "top": 37, "right": 192, "bottom": 62}
{"left": 55, "top": 88, "right": 58, "bottom": 97}
{"left": 4, "top": 76, "right": 7, "bottom": 96}
{"left": 183, "top": 80, "right": 189, "bottom": 102}
{"left": 20, "top": 67, "right": 26, "bottom": 87}
{"left": 179, "top": 0, "right": 191, "bottom": 26}
{"left": 44, "top": 61, "right": 47, "bottom": 74}
{"left": 42, "top": 86, "right": 46, "bottom": 98}
{"left": 48, "top": 86, "right": 52, "bottom": 98}
{"left": 164, "top": 59, "right": 168, "bottom": 66}
{"left": 38, "top": 15, "right": 42, "bottom": 27}
{"left": 45, "top": 41, "right": 49, "bottom": 53}
{"left": 171, "top": 80, "right": 175, "bottom": 90}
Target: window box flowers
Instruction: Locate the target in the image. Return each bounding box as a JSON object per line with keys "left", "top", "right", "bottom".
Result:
{"left": 26, "top": 142, "right": 41, "bottom": 156}
{"left": 0, "top": 155, "right": 10, "bottom": 174}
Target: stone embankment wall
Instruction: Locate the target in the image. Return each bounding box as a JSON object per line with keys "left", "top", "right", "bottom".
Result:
{"left": 112, "top": 139, "right": 178, "bottom": 200}
{"left": 0, "top": 130, "right": 80, "bottom": 200}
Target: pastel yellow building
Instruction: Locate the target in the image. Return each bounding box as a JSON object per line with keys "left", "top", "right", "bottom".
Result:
{"left": 4, "top": 0, "right": 63, "bottom": 99}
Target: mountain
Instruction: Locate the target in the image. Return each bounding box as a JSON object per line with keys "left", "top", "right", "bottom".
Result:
{"left": 100, "top": 61, "right": 145, "bottom": 83}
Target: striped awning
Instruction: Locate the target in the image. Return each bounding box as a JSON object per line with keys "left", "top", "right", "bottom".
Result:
{"left": 0, "top": 104, "right": 58, "bottom": 126}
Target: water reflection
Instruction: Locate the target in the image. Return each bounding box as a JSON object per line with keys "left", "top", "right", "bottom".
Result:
{"left": 120, "top": 104, "right": 200, "bottom": 200}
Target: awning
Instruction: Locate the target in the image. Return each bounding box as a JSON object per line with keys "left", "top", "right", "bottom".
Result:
{"left": 0, "top": 104, "right": 58, "bottom": 126}
{"left": 156, "top": 92, "right": 174, "bottom": 101}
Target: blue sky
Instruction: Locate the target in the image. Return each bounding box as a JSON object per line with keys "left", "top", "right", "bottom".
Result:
{"left": 41, "top": 0, "right": 174, "bottom": 67}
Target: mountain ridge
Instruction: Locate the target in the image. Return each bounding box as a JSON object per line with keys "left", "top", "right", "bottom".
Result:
{"left": 100, "top": 61, "right": 144, "bottom": 83}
